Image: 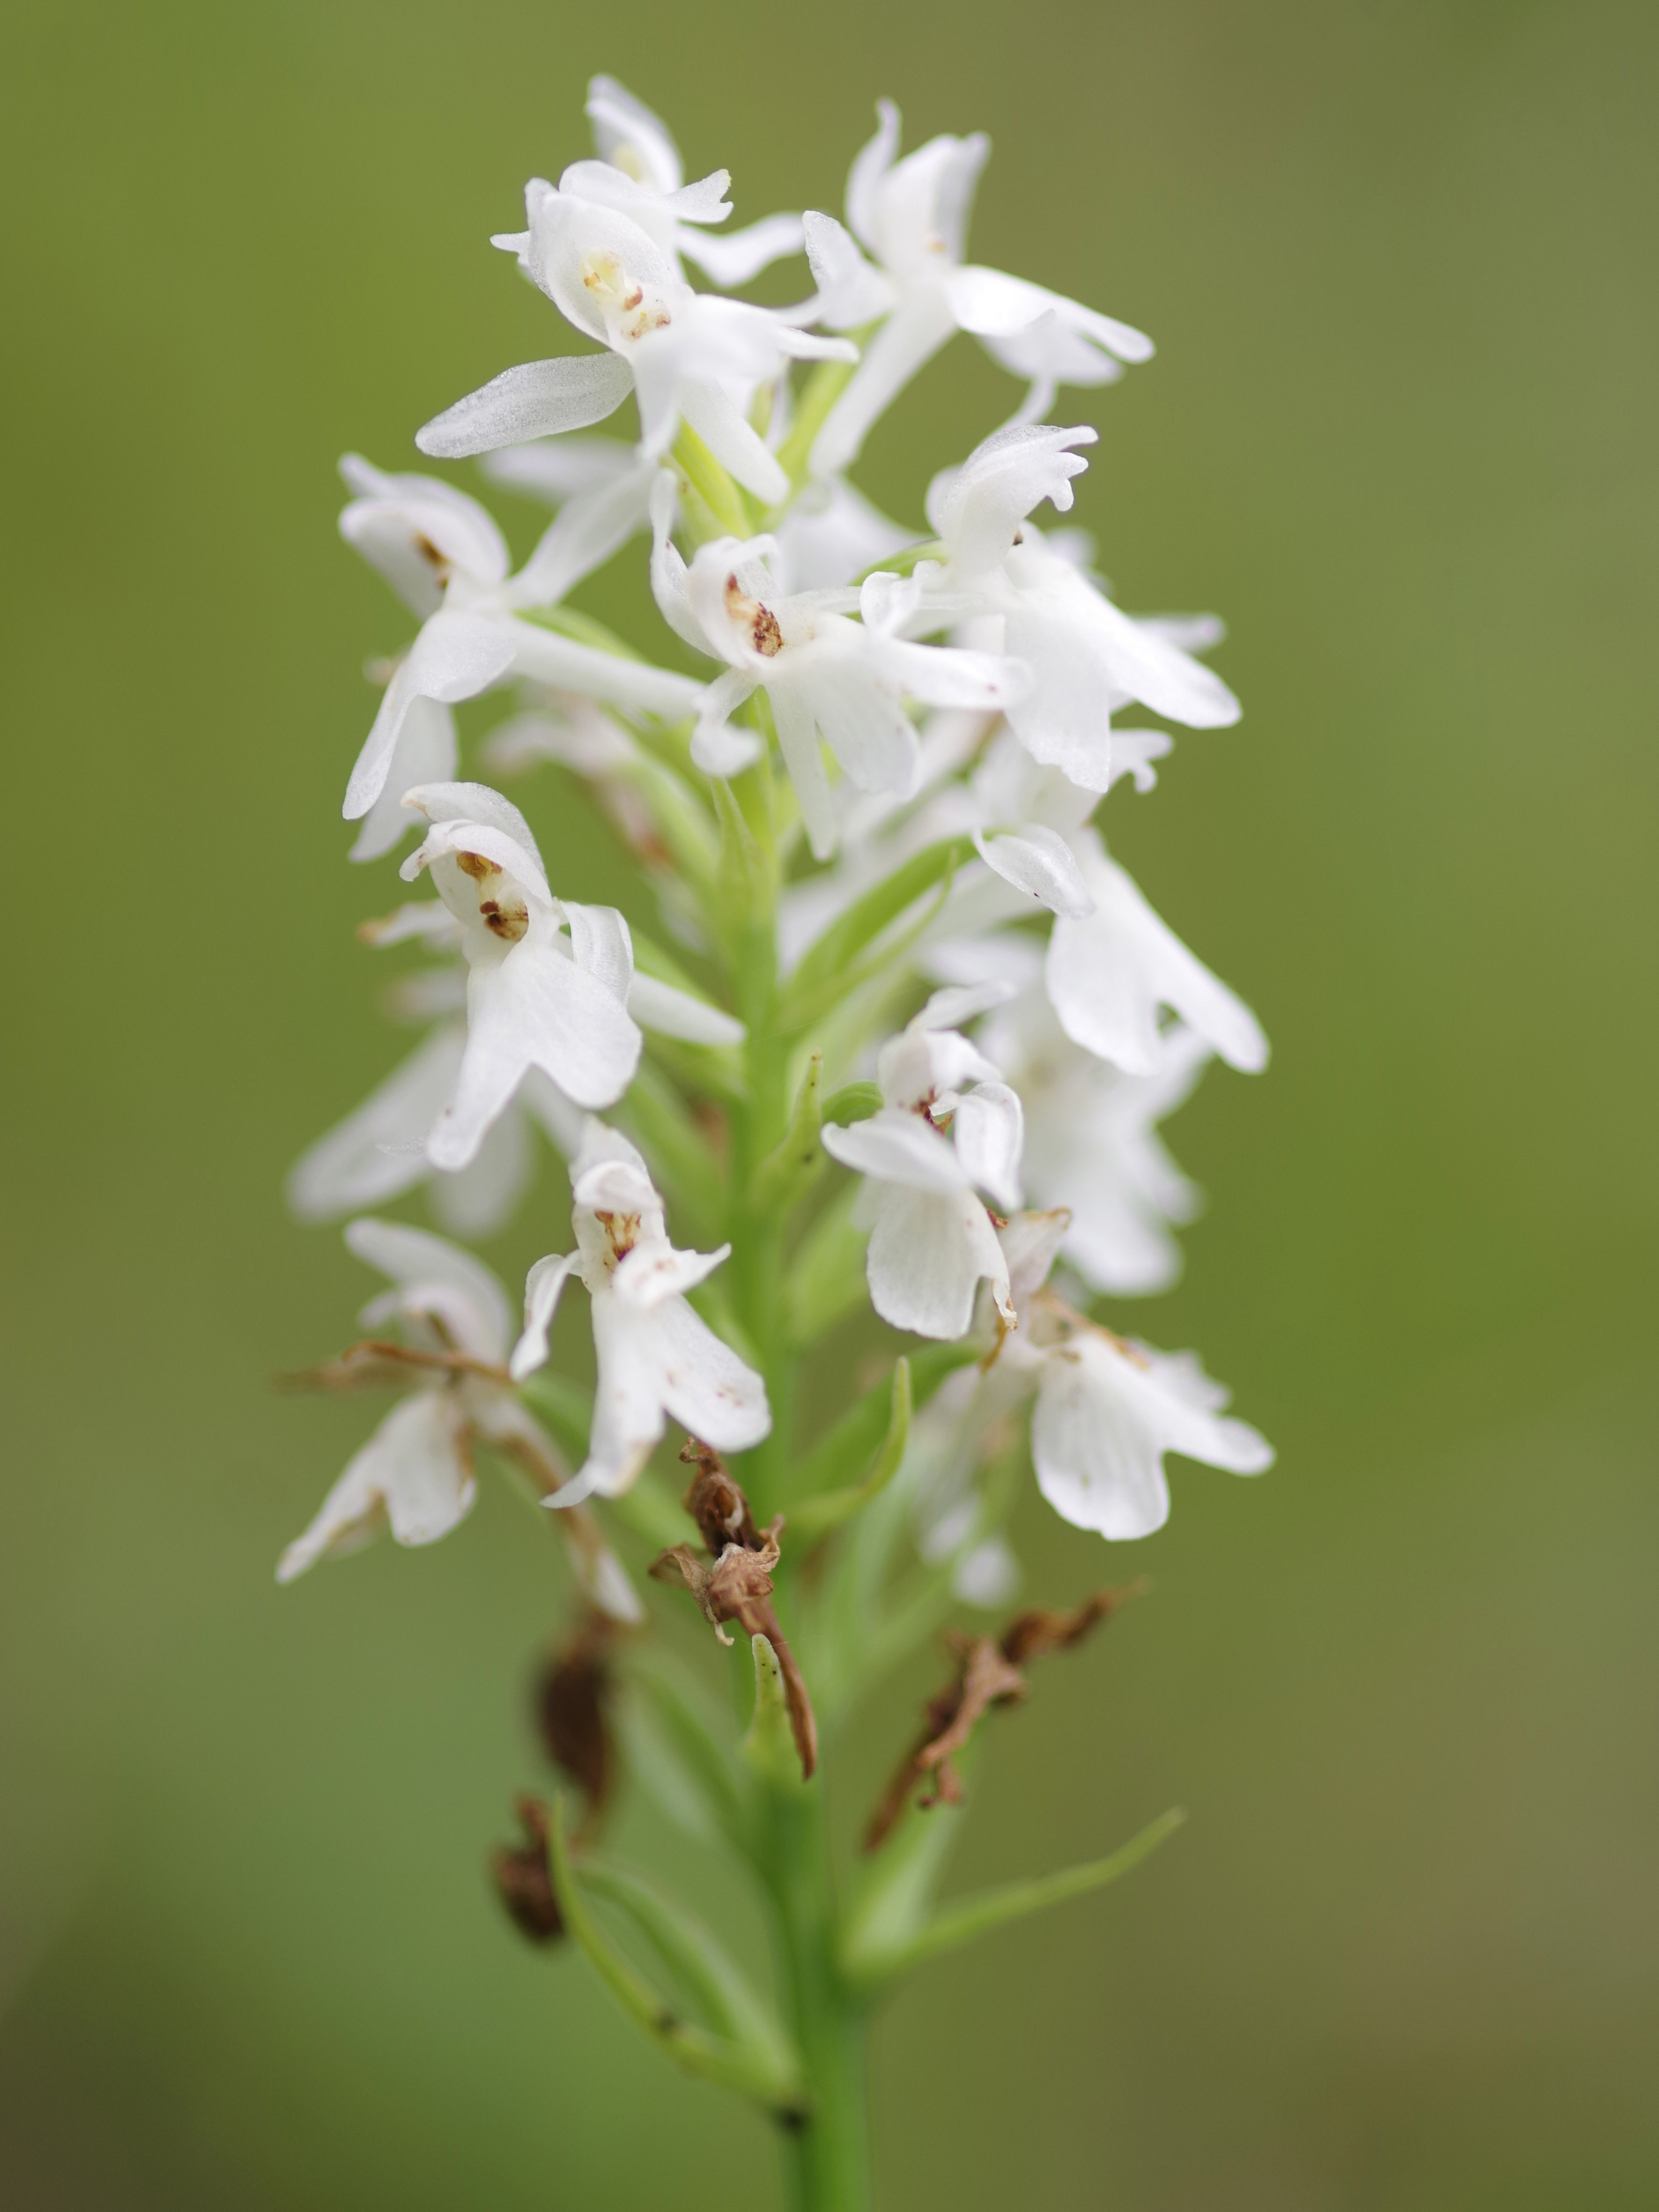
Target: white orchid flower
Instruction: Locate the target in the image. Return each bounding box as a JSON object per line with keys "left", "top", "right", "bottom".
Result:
{"left": 416, "top": 185, "right": 852, "bottom": 505}
{"left": 993, "top": 1213, "right": 1272, "bottom": 1540}
{"left": 395, "top": 782, "right": 642, "bottom": 1167}
{"left": 572, "top": 74, "right": 807, "bottom": 288}
{"left": 289, "top": 880, "right": 740, "bottom": 1235}
{"left": 821, "top": 986, "right": 1025, "bottom": 1339}
{"left": 278, "top": 1219, "right": 640, "bottom": 1620}
{"left": 804, "top": 102, "right": 1153, "bottom": 478}
{"left": 650, "top": 480, "right": 1026, "bottom": 858}
{"left": 510, "top": 1122, "right": 770, "bottom": 1502}
{"left": 978, "top": 990, "right": 1212, "bottom": 1294}
{"left": 1043, "top": 829, "right": 1267, "bottom": 1076}
{"left": 902, "top": 425, "right": 1242, "bottom": 793}
{"left": 338, "top": 455, "right": 698, "bottom": 852}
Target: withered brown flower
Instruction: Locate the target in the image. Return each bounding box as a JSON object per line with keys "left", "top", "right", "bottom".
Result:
{"left": 489, "top": 1795, "right": 563, "bottom": 1945}
{"left": 864, "top": 1585, "right": 1143, "bottom": 1850}
{"left": 650, "top": 1442, "right": 819, "bottom": 1781}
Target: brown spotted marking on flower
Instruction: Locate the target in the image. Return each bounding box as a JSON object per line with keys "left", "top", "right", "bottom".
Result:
{"left": 593, "top": 1209, "right": 642, "bottom": 1264}
{"left": 414, "top": 531, "right": 452, "bottom": 582}
{"left": 724, "top": 574, "right": 784, "bottom": 658}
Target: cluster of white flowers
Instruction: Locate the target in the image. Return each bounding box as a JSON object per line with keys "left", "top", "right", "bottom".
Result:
{"left": 280, "top": 77, "right": 1271, "bottom": 1615}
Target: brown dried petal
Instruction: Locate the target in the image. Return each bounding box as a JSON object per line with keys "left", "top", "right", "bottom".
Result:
{"left": 536, "top": 1616, "right": 615, "bottom": 1837}
{"left": 678, "top": 1439, "right": 765, "bottom": 1554}
{"left": 999, "top": 1582, "right": 1145, "bottom": 1666}
{"left": 489, "top": 1796, "right": 563, "bottom": 1945}
{"left": 274, "top": 1338, "right": 506, "bottom": 1395}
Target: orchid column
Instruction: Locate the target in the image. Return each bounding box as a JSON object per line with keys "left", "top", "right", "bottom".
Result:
{"left": 278, "top": 74, "right": 1272, "bottom": 2212}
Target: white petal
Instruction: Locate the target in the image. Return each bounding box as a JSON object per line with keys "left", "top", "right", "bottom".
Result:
{"left": 845, "top": 99, "right": 901, "bottom": 250}
{"left": 429, "top": 1102, "right": 534, "bottom": 1239}
{"left": 972, "top": 825, "right": 1094, "bottom": 917}
{"left": 480, "top": 436, "right": 637, "bottom": 504}
{"left": 344, "top": 1215, "right": 513, "bottom": 1361}
{"left": 1032, "top": 1340, "right": 1170, "bottom": 1540}
{"left": 627, "top": 972, "right": 745, "bottom": 1046}
{"left": 953, "top": 1081, "right": 1024, "bottom": 1210}
{"left": 287, "top": 1026, "right": 465, "bottom": 1222}
{"left": 561, "top": 900, "right": 635, "bottom": 1003}
{"left": 348, "top": 698, "right": 457, "bottom": 863}
{"left": 866, "top": 1182, "right": 1010, "bottom": 1339}
{"left": 339, "top": 459, "right": 511, "bottom": 609}
{"left": 505, "top": 618, "right": 704, "bottom": 722}
{"left": 681, "top": 211, "right": 807, "bottom": 285}
{"left": 1047, "top": 840, "right": 1268, "bottom": 1075}
{"left": 914, "top": 980, "right": 1017, "bottom": 1030}
{"left": 505, "top": 460, "right": 655, "bottom": 609}
{"left": 822, "top": 1110, "right": 968, "bottom": 1195}
{"left": 809, "top": 291, "right": 957, "bottom": 478}
{"left": 927, "top": 422, "right": 1096, "bottom": 577}
{"left": 801, "top": 211, "right": 896, "bottom": 329}
{"left": 344, "top": 615, "right": 518, "bottom": 822}
{"left": 677, "top": 379, "right": 789, "bottom": 505}
{"left": 428, "top": 940, "right": 642, "bottom": 1168}
{"left": 945, "top": 264, "right": 1153, "bottom": 365}
{"left": 646, "top": 1295, "right": 770, "bottom": 1450}
{"left": 510, "top": 1251, "right": 582, "bottom": 1380}
{"left": 611, "top": 1239, "right": 731, "bottom": 1314}
{"left": 768, "top": 679, "right": 837, "bottom": 859}
{"left": 586, "top": 74, "right": 683, "bottom": 194}
{"left": 277, "top": 1396, "right": 474, "bottom": 1583}
{"left": 415, "top": 355, "right": 633, "bottom": 460}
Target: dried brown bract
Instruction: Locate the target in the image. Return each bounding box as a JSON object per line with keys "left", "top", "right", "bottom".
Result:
{"left": 864, "top": 1585, "right": 1143, "bottom": 1851}
{"left": 274, "top": 1337, "right": 507, "bottom": 1395}
{"left": 651, "top": 1443, "right": 819, "bottom": 1781}
{"left": 489, "top": 1795, "right": 563, "bottom": 1945}
{"left": 536, "top": 1613, "right": 619, "bottom": 1841}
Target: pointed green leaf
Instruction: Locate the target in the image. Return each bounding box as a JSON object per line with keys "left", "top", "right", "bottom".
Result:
{"left": 788, "top": 1341, "right": 980, "bottom": 1501}
{"left": 845, "top": 1810, "right": 1187, "bottom": 1991}
{"left": 743, "top": 1634, "right": 806, "bottom": 1793}
{"left": 578, "top": 1860, "right": 802, "bottom": 2094}
{"left": 839, "top": 1737, "right": 984, "bottom": 1983}
{"left": 790, "top": 1358, "right": 911, "bottom": 1542}
{"left": 780, "top": 839, "right": 967, "bottom": 1027}
{"left": 547, "top": 1799, "right": 803, "bottom": 2114}
{"left": 626, "top": 1660, "right": 750, "bottom": 1856}
{"left": 672, "top": 420, "right": 755, "bottom": 541}
{"left": 752, "top": 1049, "right": 825, "bottom": 1212}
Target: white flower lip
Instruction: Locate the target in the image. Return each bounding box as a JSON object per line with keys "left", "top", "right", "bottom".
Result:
{"left": 510, "top": 1121, "right": 769, "bottom": 1500}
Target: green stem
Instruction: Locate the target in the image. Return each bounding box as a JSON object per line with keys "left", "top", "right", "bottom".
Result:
{"left": 760, "top": 1773, "right": 873, "bottom": 2212}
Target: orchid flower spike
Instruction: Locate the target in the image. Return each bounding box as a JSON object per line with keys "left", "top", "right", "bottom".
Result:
{"left": 338, "top": 456, "right": 699, "bottom": 853}
{"left": 510, "top": 1122, "right": 770, "bottom": 1501}
{"left": 803, "top": 100, "right": 1154, "bottom": 477}
{"left": 821, "top": 985, "right": 1026, "bottom": 1339}
{"left": 649, "top": 478, "right": 1026, "bottom": 858}
{"left": 277, "top": 1219, "right": 639, "bottom": 1620}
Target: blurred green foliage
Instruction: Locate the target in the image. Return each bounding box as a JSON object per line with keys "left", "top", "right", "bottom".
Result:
{"left": 2, "top": 0, "right": 1657, "bottom": 2203}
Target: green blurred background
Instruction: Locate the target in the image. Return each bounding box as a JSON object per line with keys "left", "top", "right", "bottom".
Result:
{"left": 3, "top": 0, "right": 1656, "bottom": 2202}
